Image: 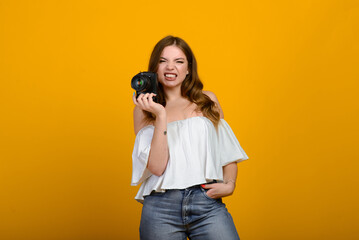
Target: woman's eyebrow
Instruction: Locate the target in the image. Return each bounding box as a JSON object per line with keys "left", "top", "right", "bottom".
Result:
{"left": 160, "top": 57, "right": 185, "bottom": 60}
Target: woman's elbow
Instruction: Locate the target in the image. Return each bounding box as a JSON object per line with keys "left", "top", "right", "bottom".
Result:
{"left": 147, "top": 154, "right": 168, "bottom": 176}
{"left": 147, "top": 163, "right": 166, "bottom": 176}
{"left": 148, "top": 167, "right": 166, "bottom": 177}
{"left": 152, "top": 171, "right": 165, "bottom": 177}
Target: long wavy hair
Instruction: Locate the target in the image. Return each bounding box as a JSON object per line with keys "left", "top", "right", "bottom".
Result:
{"left": 143, "top": 35, "right": 220, "bottom": 127}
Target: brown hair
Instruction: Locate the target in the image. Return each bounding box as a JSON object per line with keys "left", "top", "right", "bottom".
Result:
{"left": 144, "top": 35, "right": 220, "bottom": 127}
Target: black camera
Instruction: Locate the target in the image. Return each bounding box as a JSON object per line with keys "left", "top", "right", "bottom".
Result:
{"left": 131, "top": 72, "right": 158, "bottom": 103}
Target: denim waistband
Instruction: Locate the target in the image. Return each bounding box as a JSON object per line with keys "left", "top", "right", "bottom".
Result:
{"left": 185, "top": 180, "right": 218, "bottom": 190}
{"left": 149, "top": 180, "right": 220, "bottom": 195}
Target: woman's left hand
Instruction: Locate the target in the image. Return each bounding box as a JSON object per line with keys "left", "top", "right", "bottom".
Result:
{"left": 201, "top": 182, "right": 235, "bottom": 199}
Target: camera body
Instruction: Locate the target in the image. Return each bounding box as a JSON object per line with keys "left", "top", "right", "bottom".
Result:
{"left": 131, "top": 72, "right": 158, "bottom": 103}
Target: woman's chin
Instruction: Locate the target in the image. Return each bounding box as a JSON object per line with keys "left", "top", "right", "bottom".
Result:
{"left": 161, "top": 81, "right": 182, "bottom": 88}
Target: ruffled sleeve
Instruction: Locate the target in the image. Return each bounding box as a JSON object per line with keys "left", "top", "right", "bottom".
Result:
{"left": 131, "top": 125, "right": 155, "bottom": 186}
{"left": 218, "top": 119, "right": 249, "bottom": 166}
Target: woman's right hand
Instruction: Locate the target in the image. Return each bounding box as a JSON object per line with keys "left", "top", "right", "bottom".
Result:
{"left": 133, "top": 92, "right": 166, "bottom": 117}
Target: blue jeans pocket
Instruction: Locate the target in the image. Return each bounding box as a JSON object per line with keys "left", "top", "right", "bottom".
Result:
{"left": 200, "top": 186, "right": 218, "bottom": 201}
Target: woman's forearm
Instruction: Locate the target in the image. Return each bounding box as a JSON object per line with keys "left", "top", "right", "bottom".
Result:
{"left": 223, "top": 162, "right": 238, "bottom": 191}
{"left": 204, "top": 162, "right": 238, "bottom": 199}
{"left": 146, "top": 113, "right": 169, "bottom": 176}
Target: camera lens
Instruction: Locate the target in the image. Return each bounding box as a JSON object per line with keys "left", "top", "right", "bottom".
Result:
{"left": 131, "top": 75, "right": 151, "bottom": 92}
{"left": 135, "top": 79, "right": 144, "bottom": 88}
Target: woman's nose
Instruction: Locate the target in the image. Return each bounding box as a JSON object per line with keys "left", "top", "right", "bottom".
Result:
{"left": 166, "top": 62, "right": 175, "bottom": 69}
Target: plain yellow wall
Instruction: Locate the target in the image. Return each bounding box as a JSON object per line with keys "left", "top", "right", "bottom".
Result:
{"left": 1, "top": 0, "right": 358, "bottom": 239}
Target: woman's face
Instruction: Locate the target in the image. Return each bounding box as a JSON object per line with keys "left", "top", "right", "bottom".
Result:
{"left": 157, "top": 45, "right": 189, "bottom": 89}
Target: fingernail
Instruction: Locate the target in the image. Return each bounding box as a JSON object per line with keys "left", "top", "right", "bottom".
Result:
{"left": 133, "top": 92, "right": 135, "bottom": 96}
{"left": 201, "top": 184, "right": 205, "bottom": 188}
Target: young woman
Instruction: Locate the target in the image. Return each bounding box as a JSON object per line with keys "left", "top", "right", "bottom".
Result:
{"left": 131, "top": 35, "right": 249, "bottom": 240}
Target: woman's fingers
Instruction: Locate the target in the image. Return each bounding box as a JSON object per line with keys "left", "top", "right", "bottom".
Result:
{"left": 133, "top": 92, "right": 159, "bottom": 112}
{"left": 136, "top": 93, "right": 143, "bottom": 105}
{"left": 148, "top": 93, "right": 156, "bottom": 104}
{"left": 142, "top": 93, "right": 150, "bottom": 109}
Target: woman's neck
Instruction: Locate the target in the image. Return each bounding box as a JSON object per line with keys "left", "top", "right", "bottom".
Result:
{"left": 163, "top": 86, "right": 184, "bottom": 102}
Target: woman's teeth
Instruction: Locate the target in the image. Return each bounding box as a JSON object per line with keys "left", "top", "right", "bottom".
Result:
{"left": 165, "top": 74, "right": 176, "bottom": 77}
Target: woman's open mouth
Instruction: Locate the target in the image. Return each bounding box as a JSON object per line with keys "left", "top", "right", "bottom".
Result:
{"left": 164, "top": 73, "right": 177, "bottom": 81}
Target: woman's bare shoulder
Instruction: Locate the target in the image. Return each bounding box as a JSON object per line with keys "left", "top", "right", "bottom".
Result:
{"left": 133, "top": 106, "right": 152, "bottom": 135}
{"left": 202, "top": 90, "right": 224, "bottom": 118}
{"left": 203, "top": 90, "right": 219, "bottom": 102}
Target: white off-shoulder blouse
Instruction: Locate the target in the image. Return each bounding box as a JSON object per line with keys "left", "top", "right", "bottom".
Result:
{"left": 131, "top": 116, "right": 249, "bottom": 203}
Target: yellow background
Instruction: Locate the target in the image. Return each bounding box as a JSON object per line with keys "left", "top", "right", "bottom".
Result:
{"left": 1, "top": 0, "right": 358, "bottom": 239}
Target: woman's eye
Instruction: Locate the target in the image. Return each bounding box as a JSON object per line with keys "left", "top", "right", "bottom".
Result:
{"left": 159, "top": 60, "right": 165, "bottom": 63}
{"left": 177, "top": 61, "right": 184, "bottom": 64}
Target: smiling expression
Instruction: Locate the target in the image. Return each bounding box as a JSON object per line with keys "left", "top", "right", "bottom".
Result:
{"left": 156, "top": 45, "right": 189, "bottom": 89}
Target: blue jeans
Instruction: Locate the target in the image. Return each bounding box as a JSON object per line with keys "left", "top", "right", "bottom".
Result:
{"left": 140, "top": 184, "right": 240, "bottom": 240}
